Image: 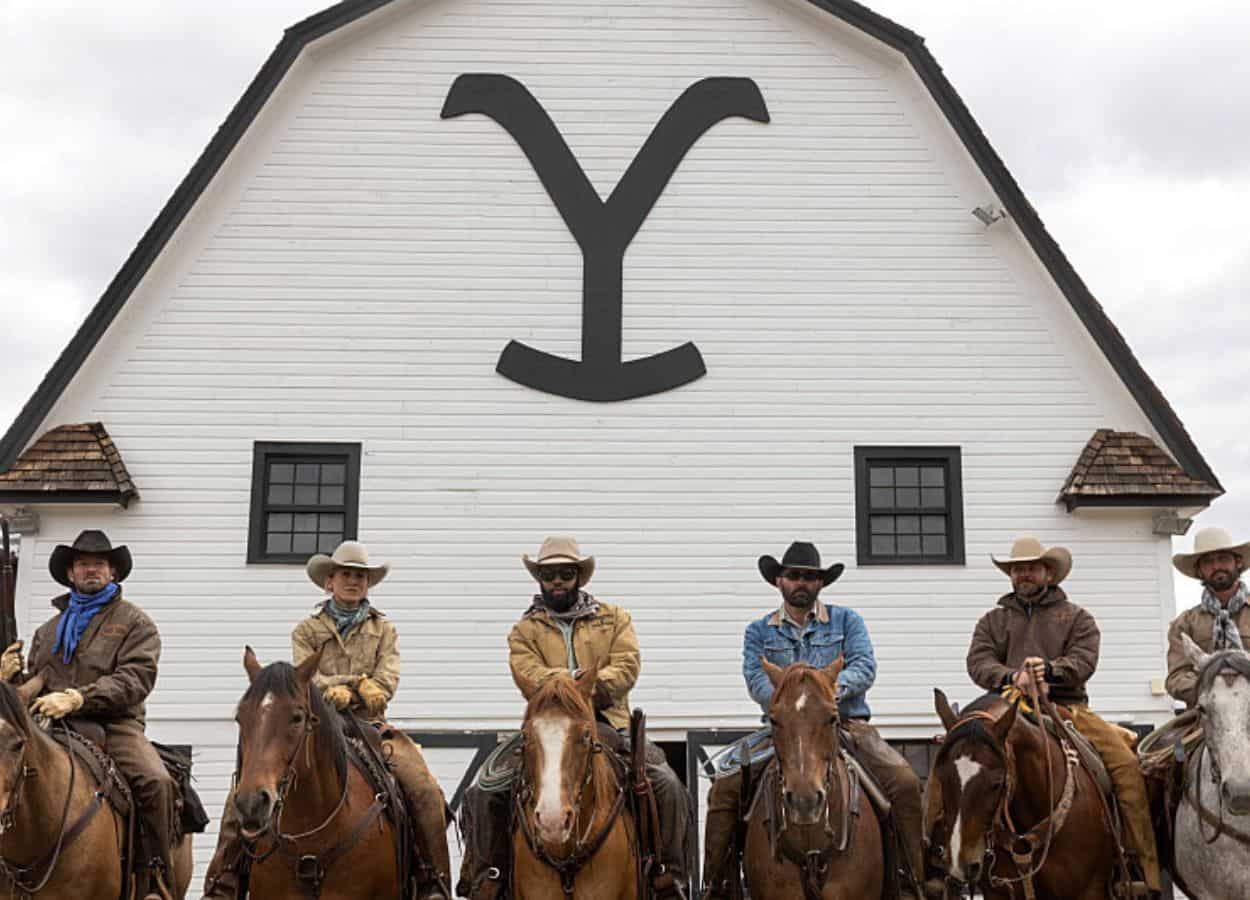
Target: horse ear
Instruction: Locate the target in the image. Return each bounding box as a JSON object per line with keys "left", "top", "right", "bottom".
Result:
{"left": 295, "top": 643, "right": 326, "bottom": 684}
{"left": 574, "top": 662, "right": 600, "bottom": 700}
{"left": 992, "top": 698, "right": 1019, "bottom": 742}
{"left": 934, "top": 688, "right": 959, "bottom": 731}
{"left": 1181, "top": 633, "right": 1212, "bottom": 672}
{"left": 243, "top": 646, "right": 262, "bottom": 683}
{"left": 16, "top": 673, "right": 44, "bottom": 711}
{"left": 821, "top": 655, "right": 845, "bottom": 687}
{"left": 761, "top": 656, "right": 785, "bottom": 689}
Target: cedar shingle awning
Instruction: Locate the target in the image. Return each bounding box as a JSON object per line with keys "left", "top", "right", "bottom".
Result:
{"left": 0, "top": 423, "right": 138, "bottom": 507}
{"left": 1059, "top": 429, "right": 1222, "bottom": 511}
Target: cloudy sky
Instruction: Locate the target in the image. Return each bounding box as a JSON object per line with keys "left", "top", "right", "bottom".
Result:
{"left": 2, "top": 1, "right": 1245, "bottom": 608}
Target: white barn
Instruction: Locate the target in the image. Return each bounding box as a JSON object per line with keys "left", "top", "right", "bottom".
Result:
{"left": 0, "top": 0, "right": 1222, "bottom": 882}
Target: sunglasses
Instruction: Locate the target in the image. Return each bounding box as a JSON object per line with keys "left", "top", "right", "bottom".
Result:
{"left": 782, "top": 569, "right": 823, "bottom": 583}
{"left": 538, "top": 566, "right": 580, "bottom": 583}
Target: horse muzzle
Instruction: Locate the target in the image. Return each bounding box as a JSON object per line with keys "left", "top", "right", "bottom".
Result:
{"left": 783, "top": 786, "right": 827, "bottom": 827}
{"left": 1221, "top": 778, "right": 1250, "bottom": 817}
{"left": 532, "top": 803, "right": 575, "bottom": 847}
{"left": 235, "top": 787, "right": 276, "bottom": 838}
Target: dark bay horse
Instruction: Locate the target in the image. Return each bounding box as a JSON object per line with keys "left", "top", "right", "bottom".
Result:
{"left": 928, "top": 690, "right": 1115, "bottom": 900}
{"left": 0, "top": 676, "right": 192, "bottom": 899}
{"left": 744, "top": 659, "right": 883, "bottom": 900}
{"left": 233, "top": 646, "right": 402, "bottom": 899}
{"left": 512, "top": 664, "right": 637, "bottom": 899}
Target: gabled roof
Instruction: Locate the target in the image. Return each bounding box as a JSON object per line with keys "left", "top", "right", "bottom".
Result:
{"left": 0, "top": 422, "right": 138, "bottom": 507}
{"left": 0, "top": 0, "right": 1221, "bottom": 494}
{"left": 1059, "top": 429, "right": 1222, "bottom": 511}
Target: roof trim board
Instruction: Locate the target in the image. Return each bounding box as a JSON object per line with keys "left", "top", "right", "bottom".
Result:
{"left": 0, "top": 0, "right": 1221, "bottom": 492}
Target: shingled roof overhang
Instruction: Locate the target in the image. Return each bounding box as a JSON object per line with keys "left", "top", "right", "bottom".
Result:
{"left": 0, "top": 422, "right": 138, "bottom": 507}
{"left": 1059, "top": 429, "right": 1222, "bottom": 512}
{"left": 0, "top": 0, "right": 1221, "bottom": 495}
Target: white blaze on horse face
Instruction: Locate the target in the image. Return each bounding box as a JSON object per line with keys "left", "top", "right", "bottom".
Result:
{"left": 795, "top": 689, "right": 808, "bottom": 714}
{"left": 947, "top": 755, "right": 984, "bottom": 881}
{"left": 260, "top": 692, "right": 275, "bottom": 710}
{"left": 532, "top": 715, "right": 571, "bottom": 838}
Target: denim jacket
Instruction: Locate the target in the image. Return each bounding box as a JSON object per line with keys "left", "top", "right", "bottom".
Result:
{"left": 743, "top": 602, "right": 877, "bottom": 720}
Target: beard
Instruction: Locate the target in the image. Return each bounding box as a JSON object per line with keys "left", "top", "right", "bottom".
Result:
{"left": 541, "top": 584, "right": 579, "bottom": 613}
{"left": 1015, "top": 580, "right": 1046, "bottom": 601}
{"left": 1204, "top": 570, "right": 1238, "bottom": 592}
{"left": 783, "top": 584, "right": 818, "bottom": 610}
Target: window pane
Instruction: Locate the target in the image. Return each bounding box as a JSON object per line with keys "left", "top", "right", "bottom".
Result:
{"left": 869, "top": 467, "right": 893, "bottom": 487}
{"left": 266, "top": 533, "right": 291, "bottom": 554}
{"left": 319, "top": 513, "right": 344, "bottom": 533}
{"left": 898, "top": 535, "right": 922, "bottom": 555}
{"left": 896, "top": 515, "right": 920, "bottom": 534}
{"left": 921, "top": 467, "right": 945, "bottom": 487}
{"left": 869, "top": 488, "right": 894, "bottom": 509}
{"left": 296, "top": 463, "right": 320, "bottom": 484}
{"left": 292, "top": 533, "right": 316, "bottom": 554}
{"left": 922, "top": 515, "right": 947, "bottom": 535}
{"left": 294, "top": 513, "right": 318, "bottom": 533}
{"left": 267, "top": 483, "right": 293, "bottom": 505}
{"left": 896, "top": 488, "right": 919, "bottom": 508}
{"left": 322, "top": 464, "right": 346, "bottom": 485}
{"left": 871, "top": 536, "right": 895, "bottom": 556}
{"left": 320, "top": 485, "right": 344, "bottom": 506}
{"left": 267, "top": 513, "right": 293, "bottom": 532}
{"left": 317, "top": 533, "right": 340, "bottom": 553}
{"left": 270, "top": 463, "right": 294, "bottom": 484}
{"left": 895, "top": 466, "right": 919, "bottom": 487}
{"left": 294, "top": 484, "right": 319, "bottom": 505}
{"left": 870, "top": 515, "right": 895, "bottom": 535}
{"left": 923, "top": 535, "right": 947, "bottom": 556}
{"left": 921, "top": 488, "right": 945, "bottom": 509}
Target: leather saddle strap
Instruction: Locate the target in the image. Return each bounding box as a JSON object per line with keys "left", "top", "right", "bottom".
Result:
{"left": 279, "top": 795, "right": 387, "bottom": 899}
{"left": 10, "top": 790, "right": 107, "bottom": 888}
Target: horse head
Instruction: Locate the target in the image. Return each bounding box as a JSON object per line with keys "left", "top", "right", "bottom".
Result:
{"left": 929, "top": 690, "right": 1017, "bottom": 887}
{"left": 519, "top": 662, "right": 605, "bottom": 850}
{"left": 0, "top": 676, "right": 43, "bottom": 831}
{"left": 762, "top": 656, "right": 844, "bottom": 827}
{"left": 233, "top": 644, "right": 342, "bottom": 839}
{"left": 1185, "top": 634, "right": 1250, "bottom": 816}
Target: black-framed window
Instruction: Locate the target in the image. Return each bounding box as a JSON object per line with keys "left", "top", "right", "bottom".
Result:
{"left": 854, "top": 446, "right": 965, "bottom": 565}
{"left": 247, "top": 442, "right": 361, "bottom": 564}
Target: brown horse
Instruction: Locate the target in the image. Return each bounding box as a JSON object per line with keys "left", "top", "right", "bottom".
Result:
{"left": 928, "top": 690, "right": 1116, "bottom": 900}
{"left": 512, "top": 664, "right": 637, "bottom": 899}
{"left": 0, "top": 675, "right": 192, "bottom": 899}
{"left": 744, "top": 659, "right": 883, "bottom": 900}
{"left": 233, "top": 646, "right": 402, "bottom": 899}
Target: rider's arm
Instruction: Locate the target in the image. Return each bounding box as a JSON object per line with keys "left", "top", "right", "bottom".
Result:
{"left": 77, "top": 615, "right": 160, "bottom": 716}
{"left": 1047, "top": 607, "right": 1100, "bottom": 688}
{"left": 967, "top": 610, "right": 1013, "bottom": 693}
{"left": 291, "top": 621, "right": 354, "bottom": 690}
{"left": 743, "top": 619, "right": 774, "bottom": 711}
{"left": 368, "top": 621, "right": 401, "bottom": 701}
{"left": 596, "top": 609, "right": 640, "bottom": 702}
{"left": 508, "top": 624, "right": 564, "bottom": 699}
{"left": 836, "top": 609, "right": 877, "bottom": 701}
{"left": 1164, "top": 615, "right": 1198, "bottom": 707}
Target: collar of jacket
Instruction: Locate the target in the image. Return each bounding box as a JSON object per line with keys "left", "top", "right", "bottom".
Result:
{"left": 767, "top": 601, "right": 831, "bottom": 628}
{"left": 997, "top": 585, "right": 1067, "bottom": 612}
{"left": 313, "top": 599, "right": 385, "bottom": 619}
{"left": 524, "top": 602, "right": 604, "bottom": 628}
{"left": 52, "top": 586, "right": 124, "bottom": 612}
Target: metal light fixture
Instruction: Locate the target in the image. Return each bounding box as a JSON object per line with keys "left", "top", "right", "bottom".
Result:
{"left": 1152, "top": 510, "right": 1193, "bottom": 537}
{"left": 971, "top": 204, "right": 1007, "bottom": 227}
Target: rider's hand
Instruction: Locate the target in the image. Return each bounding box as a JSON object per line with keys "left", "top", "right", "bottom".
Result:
{"left": 1023, "top": 656, "right": 1047, "bottom": 686}
{"left": 0, "top": 641, "right": 23, "bottom": 683}
{"left": 1012, "top": 668, "right": 1035, "bottom": 693}
{"left": 356, "top": 677, "right": 389, "bottom": 716}
{"left": 31, "top": 688, "right": 83, "bottom": 720}
{"left": 322, "top": 684, "right": 353, "bottom": 711}
{"left": 591, "top": 680, "right": 614, "bottom": 712}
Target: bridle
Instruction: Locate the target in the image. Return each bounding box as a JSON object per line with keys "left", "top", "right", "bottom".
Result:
{"left": 1186, "top": 657, "right": 1250, "bottom": 847}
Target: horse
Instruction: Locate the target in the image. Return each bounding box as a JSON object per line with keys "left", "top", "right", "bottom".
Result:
{"left": 0, "top": 675, "right": 192, "bottom": 899}
{"left": 743, "top": 658, "right": 883, "bottom": 900}
{"left": 511, "top": 663, "right": 638, "bottom": 899}
{"left": 928, "top": 689, "right": 1116, "bottom": 900}
{"left": 232, "top": 646, "right": 403, "bottom": 899}
{"left": 1170, "top": 633, "right": 1250, "bottom": 899}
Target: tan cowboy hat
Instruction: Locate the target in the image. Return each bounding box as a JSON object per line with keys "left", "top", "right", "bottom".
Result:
{"left": 306, "top": 540, "right": 390, "bottom": 588}
{"left": 1172, "top": 527, "right": 1250, "bottom": 579}
{"left": 523, "top": 536, "right": 595, "bottom": 585}
{"left": 991, "top": 536, "right": 1072, "bottom": 584}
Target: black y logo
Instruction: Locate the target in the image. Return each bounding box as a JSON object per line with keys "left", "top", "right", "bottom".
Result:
{"left": 442, "top": 75, "right": 769, "bottom": 401}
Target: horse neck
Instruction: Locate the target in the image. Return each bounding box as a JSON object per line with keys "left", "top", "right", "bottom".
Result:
{"left": 280, "top": 723, "right": 347, "bottom": 826}
{"left": 2, "top": 723, "right": 75, "bottom": 863}
{"left": 1004, "top": 713, "right": 1067, "bottom": 825}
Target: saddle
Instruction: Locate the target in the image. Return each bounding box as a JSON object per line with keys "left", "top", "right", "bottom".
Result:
{"left": 1037, "top": 711, "right": 1114, "bottom": 800}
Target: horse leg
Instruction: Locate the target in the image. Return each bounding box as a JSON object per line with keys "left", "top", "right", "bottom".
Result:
{"left": 170, "top": 835, "right": 194, "bottom": 899}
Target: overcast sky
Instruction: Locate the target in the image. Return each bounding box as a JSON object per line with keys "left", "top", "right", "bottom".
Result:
{"left": 2, "top": 1, "right": 1245, "bottom": 609}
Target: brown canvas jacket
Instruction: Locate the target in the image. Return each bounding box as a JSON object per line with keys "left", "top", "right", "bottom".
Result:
{"left": 966, "top": 587, "right": 1100, "bottom": 706}
{"left": 508, "top": 598, "right": 640, "bottom": 731}
{"left": 1166, "top": 603, "right": 1250, "bottom": 707}
{"left": 27, "top": 588, "right": 160, "bottom": 728}
{"left": 291, "top": 603, "right": 401, "bottom": 723}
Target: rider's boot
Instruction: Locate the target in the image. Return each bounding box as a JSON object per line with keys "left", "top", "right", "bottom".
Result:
{"left": 699, "top": 805, "right": 738, "bottom": 900}
{"left": 411, "top": 798, "right": 453, "bottom": 900}
{"left": 201, "top": 790, "right": 243, "bottom": 899}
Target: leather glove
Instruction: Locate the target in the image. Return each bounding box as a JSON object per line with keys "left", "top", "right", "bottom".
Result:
{"left": 0, "top": 641, "right": 22, "bottom": 683}
{"left": 592, "top": 680, "right": 614, "bottom": 712}
{"left": 323, "top": 684, "right": 354, "bottom": 711}
{"left": 356, "top": 677, "right": 389, "bottom": 717}
{"left": 31, "top": 688, "right": 84, "bottom": 720}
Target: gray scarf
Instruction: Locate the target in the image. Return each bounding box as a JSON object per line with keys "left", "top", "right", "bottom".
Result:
{"left": 1201, "top": 580, "right": 1248, "bottom": 651}
{"left": 530, "top": 590, "right": 599, "bottom": 622}
{"left": 326, "top": 598, "right": 370, "bottom": 637}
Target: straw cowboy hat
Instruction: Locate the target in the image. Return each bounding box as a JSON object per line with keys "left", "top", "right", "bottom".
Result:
{"left": 523, "top": 536, "right": 595, "bottom": 585}
{"left": 992, "top": 536, "right": 1072, "bottom": 584}
{"left": 758, "top": 541, "right": 844, "bottom": 587}
{"left": 1172, "top": 527, "right": 1250, "bottom": 579}
{"left": 48, "top": 530, "right": 132, "bottom": 588}
{"left": 306, "top": 540, "right": 390, "bottom": 588}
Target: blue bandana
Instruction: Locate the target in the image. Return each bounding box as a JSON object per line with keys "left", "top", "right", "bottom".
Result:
{"left": 326, "top": 598, "right": 370, "bottom": 637}
{"left": 54, "top": 582, "right": 120, "bottom": 663}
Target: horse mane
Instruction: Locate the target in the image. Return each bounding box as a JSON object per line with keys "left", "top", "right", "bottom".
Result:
{"left": 524, "top": 673, "right": 595, "bottom": 726}
{"left": 935, "top": 692, "right": 1011, "bottom": 766}
{"left": 770, "top": 663, "right": 838, "bottom": 709}
{"left": 1196, "top": 648, "right": 1250, "bottom": 697}
{"left": 239, "top": 661, "right": 347, "bottom": 780}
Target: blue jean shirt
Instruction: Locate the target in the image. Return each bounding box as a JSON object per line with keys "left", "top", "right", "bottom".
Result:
{"left": 743, "top": 603, "right": 877, "bottom": 720}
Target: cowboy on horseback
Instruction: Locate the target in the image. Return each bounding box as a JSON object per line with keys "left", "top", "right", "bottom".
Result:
{"left": 933, "top": 535, "right": 1162, "bottom": 898}
{"left": 1166, "top": 527, "right": 1250, "bottom": 706}
{"left": 700, "top": 541, "right": 925, "bottom": 900}
{"left": 0, "top": 529, "right": 179, "bottom": 900}
{"left": 457, "top": 536, "right": 695, "bottom": 900}
{"left": 201, "top": 540, "right": 452, "bottom": 899}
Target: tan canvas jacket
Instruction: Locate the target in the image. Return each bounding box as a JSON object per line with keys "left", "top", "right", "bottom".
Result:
{"left": 1166, "top": 603, "right": 1250, "bottom": 707}
{"left": 27, "top": 588, "right": 161, "bottom": 728}
{"left": 508, "top": 599, "right": 640, "bottom": 730}
{"left": 291, "top": 603, "right": 401, "bottom": 723}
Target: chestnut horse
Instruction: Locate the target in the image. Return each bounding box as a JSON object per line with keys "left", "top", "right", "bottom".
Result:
{"left": 512, "top": 664, "right": 637, "bottom": 899}
{"left": 232, "top": 647, "right": 402, "bottom": 899}
{"left": 744, "top": 659, "right": 883, "bottom": 900}
{"left": 928, "top": 690, "right": 1115, "bottom": 900}
{"left": 0, "top": 675, "right": 192, "bottom": 899}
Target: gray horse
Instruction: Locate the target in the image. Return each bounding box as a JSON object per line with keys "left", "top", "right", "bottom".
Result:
{"left": 1174, "top": 634, "right": 1250, "bottom": 899}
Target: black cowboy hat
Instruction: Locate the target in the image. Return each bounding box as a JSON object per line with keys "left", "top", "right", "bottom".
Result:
{"left": 48, "top": 530, "right": 132, "bottom": 588}
{"left": 758, "top": 541, "right": 844, "bottom": 587}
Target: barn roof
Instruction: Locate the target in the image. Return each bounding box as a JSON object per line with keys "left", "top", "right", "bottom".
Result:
{"left": 0, "top": 0, "right": 1221, "bottom": 494}
{"left": 1059, "top": 429, "right": 1222, "bottom": 511}
{"left": 0, "top": 422, "right": 138, "bottom": 507}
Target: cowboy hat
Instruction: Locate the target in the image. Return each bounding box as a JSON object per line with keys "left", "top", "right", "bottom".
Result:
{"left": 306, "top": 540, "right": 390, "bottom": 588}
{"left": 1172, "top": 527, "right": 1250, "bottom": 579}
{"left": 48, "top": 530, "right": 133, "bottom": 588}
{"left": 992, "top": 536, "right": 1072, "bottom": 584}
{"left": 523, "top": 536, "right": 595, "bottom": 585}
{"left": 758, "top": 541, "right": 844, "bottom": 587}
